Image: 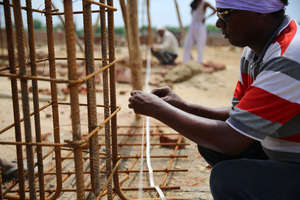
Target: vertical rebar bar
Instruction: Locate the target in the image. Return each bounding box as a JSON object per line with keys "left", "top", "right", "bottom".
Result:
{"left": 3, "top": 1, "right": 26, "bottom": 199}
{"left": 12, "top": 0, "right": 36, "bottom": 199}
{"left": 107, "top": 1, "right": 129, "bottom": 199}
{"left": 44, "top": 1, "right": 63, "bottom": 199}
{"left": 63, "top": 1, "right": 85, "bottom": 199}
{"left": 82, "top": 0, "right": 101, "bottom": 196}
{"left": 25, "top": 1, "right": 45, "bottom": 199}
{"left": 99, "top": 1, "right": 113, "bottom": 199}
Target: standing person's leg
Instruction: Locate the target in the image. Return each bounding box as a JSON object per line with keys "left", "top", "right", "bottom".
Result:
{"left": 197, "top": 141, "right": 268, "bottom": 166}
{"left": 183, "top": 26, "right": 195, "bottom": 63}
{"left": 196, "top": 24, "right": 207, "bottom": 63}
{"left": 210, "top": 159, "right": 300, "bottom": 200}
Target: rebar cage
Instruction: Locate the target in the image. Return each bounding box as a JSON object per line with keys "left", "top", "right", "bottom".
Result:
{"left": 0, "top": 0, "right": 188, "bottom": 199}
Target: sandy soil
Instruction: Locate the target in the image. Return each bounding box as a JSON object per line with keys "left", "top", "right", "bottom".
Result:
{"left": 0, "top": 45, "right": 243, "bottom": 199}
{"left": 114, "top": 45, "right": 243, "bottom": 199}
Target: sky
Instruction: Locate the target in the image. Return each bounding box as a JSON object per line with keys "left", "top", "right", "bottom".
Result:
{"left": 0, "top": 0, "right": 300, "bottom": 29}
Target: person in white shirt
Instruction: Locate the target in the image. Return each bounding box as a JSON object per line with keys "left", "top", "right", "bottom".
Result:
{"left": 183, "top": 0, "right": 216, "bottom": 63}
{"left": 151, "top": 27, "right": 179, "bottom": 65}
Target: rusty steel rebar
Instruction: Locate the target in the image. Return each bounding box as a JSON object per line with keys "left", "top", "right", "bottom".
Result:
{"left": 63, "top": 0, "right": 85, "bottom": 199}
{"left": 45, "top": 1, "right": 63, "bottom": 199}
{"left": 37, "top": 168, "right": 187, "bottom": 175}
{"left": 82, "top": 0, "right": 101, "bottom": 196}
{"left": 51, "top": 9, "right": 105, "bottom": 16}
{"left": 107, "top": 0, "right": 132, "bottom": 199}
{"left": 99, "top": 0, "right": 113, "bottom": 199}
{"left": 0, "top": 1, "right": 190, "bottom": 199}
{"left": 2, "top": 1, "right": 26, "bottom": 198}
{"left": 160, "top": 136, "right": 184, "bottom": 187}
{"left": 60, "top": 155, "right": 188, "bottom": 160}
{"left": 0, "top": 102, "right": 52, "bottom": 135}
{"left": 7, "top": 185, "right": 179, "bottom": 193}
{"left": 0, "top": 58, "right": 118, "bottom": 84}
{"left": 12, "top": 0, "right": 36, "bottom": 198}
{"left": 0, "top": 2, "right": 47, "bottom": 14}
{"left": 25, "top": 1, "right": 45, "bottom": 198}
{"left": 51, "top": 2, "right": 85, "bottom": 53}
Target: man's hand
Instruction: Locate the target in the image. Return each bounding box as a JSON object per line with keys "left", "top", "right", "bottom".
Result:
{"left": 128, "top": 90, "right": 165, "bottom": 117}
{"left": 151, "top": 86, "right": 186, "bottom": 110}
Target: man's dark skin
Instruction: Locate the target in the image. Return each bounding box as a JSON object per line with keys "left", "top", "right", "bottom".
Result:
{"left": 129, "top": 9, "right": 284, "bottom": 156}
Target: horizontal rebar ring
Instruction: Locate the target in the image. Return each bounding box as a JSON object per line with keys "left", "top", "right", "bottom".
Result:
{"left": 0, "top": 59, "right": 118, "bottom": 85}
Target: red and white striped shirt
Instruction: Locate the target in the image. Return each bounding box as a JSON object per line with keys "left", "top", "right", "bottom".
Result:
{"left": 226, "top": 16, "right": 300, "bottom": 162}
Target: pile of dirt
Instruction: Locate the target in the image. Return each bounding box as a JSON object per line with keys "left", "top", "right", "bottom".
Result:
{"left": 116, "top": 58, "right": 227, "bottom": 85}
{"left": 164, "top": 61, "right": 226, "bottom": 83}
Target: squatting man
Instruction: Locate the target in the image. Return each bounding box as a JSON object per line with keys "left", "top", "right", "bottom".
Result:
{"left": 129, "top": 0, "right": 300, "bottom": 199}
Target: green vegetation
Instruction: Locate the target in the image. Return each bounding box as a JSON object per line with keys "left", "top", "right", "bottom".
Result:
{"left": 30, "top": 19, "right": 221, "bottom": 36}
{"left": 33, "top": 19, "right": 43, "bottom": 30}
{"left": 53, "top": 24, "right": 64, "bottom": 31}
{"left": 114, "top": 26, "right": 126, "bottom": 35}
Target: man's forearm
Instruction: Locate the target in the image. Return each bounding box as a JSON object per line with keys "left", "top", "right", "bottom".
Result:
{"left": 180, "top": 102, "right": 230, "bottom": 121}
{"left": 151, "top": 102, "right": 253, "bottom": 156}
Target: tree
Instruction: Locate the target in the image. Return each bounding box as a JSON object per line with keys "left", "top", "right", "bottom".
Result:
{"left": 33, "top": 19, "right": 43, "bottom": 30}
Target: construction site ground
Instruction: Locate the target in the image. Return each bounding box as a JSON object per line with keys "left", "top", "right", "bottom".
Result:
{"left": 0, "top": 45, "right": 242, "bottom": 199}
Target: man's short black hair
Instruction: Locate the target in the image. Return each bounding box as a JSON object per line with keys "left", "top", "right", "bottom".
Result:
{"left": 280, "top": 0, "right": 288, "bottom": 6}
{"left": 271, "top": 0, "right": 288, "bottom": 19}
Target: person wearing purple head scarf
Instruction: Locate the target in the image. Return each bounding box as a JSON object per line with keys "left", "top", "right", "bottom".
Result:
{"left": 129, "top": 0, "right": 300, "bottom": 199}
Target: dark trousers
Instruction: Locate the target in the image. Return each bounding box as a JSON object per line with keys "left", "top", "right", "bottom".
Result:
{"left": 151, "top": 50, "right": 177, "bottom": 65}
{"left": 198, "top": 142, "right": 300, "bottom": 200}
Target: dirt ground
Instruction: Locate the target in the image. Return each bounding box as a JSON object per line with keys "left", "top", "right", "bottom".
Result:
{"left": 0, "top": 44, "right": 243, "bottom": 199}
{"left": 114, "top": 45, "right": 243, "bottom": 199}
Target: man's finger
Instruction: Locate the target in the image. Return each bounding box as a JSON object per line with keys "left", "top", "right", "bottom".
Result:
{"left": 130, "top": 90, "right": 140, "bottom": 96}
{"left": 152, "top": 86, "right": 169, "bottom": 96}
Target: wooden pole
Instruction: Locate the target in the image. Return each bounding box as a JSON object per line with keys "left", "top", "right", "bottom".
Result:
{"left": 146, "top": 0, "right": 152, "bottom": 47}
{"left": 123, "top": 0, "right": 143, "bottom": 90}
{"left": 119, "top": 0, "right": 129, "bottom": 46}
{"left": 174, "top": 0, "right": 185, "bottom": 45}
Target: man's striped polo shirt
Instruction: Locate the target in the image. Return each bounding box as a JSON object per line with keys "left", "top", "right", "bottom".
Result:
{"left": 226, "top": 16, "right": 300, "bottom": 163}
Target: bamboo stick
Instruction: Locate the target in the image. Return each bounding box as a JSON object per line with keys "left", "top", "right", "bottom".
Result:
{"left": 126, "top": 0, "right": 143, "bottom": 90}
{"left": 174, "top": 0, "right": 185, "bottom": 45}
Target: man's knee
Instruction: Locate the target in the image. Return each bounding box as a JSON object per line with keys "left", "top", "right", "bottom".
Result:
{"left": 210, "top": 160, "right": 240, "bottom": 200}
{"left": 210, "top": 161, "right": 231, "bottom": 193}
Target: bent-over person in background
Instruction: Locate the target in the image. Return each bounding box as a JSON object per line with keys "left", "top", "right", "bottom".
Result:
{"left": 151, "top": 26, "right": 179, "bottom": 65}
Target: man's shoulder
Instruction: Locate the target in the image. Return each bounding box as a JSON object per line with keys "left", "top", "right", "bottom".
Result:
{"left": 259, "top": 56, "right": 300, "bottom": 81}
{"left": 165, "top": 30, "right": 176, "bottom": 37}
{"left": 264, "top": 19, "right": 300, "bottom": 64}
